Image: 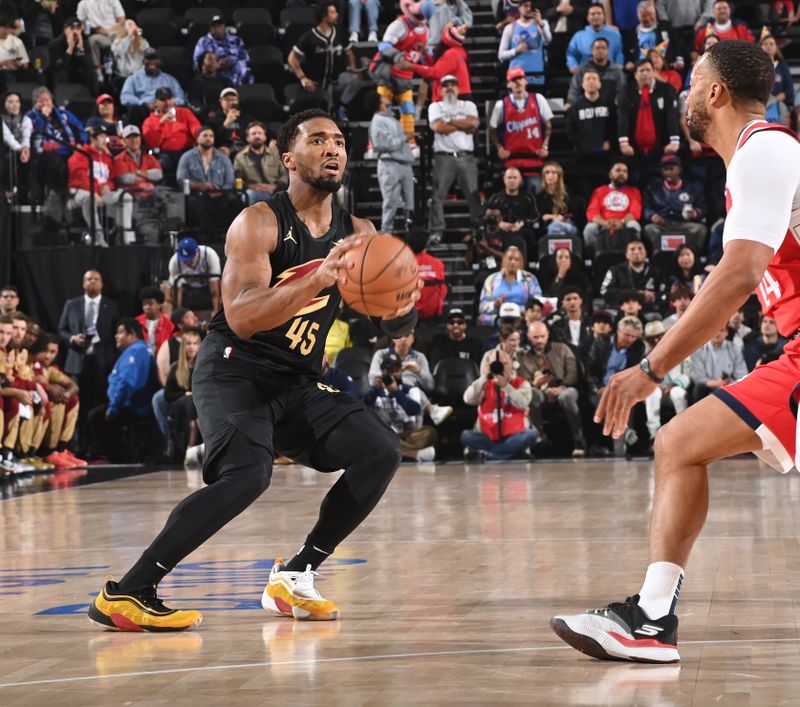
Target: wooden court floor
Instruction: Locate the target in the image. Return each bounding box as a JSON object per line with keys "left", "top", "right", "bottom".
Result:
{"left": 1, "top": 457, "right": 800, "bottom": 705}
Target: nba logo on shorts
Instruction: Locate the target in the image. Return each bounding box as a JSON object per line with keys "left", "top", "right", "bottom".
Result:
{"left": 223, "top": 346, "right": 233, "bottom": 359}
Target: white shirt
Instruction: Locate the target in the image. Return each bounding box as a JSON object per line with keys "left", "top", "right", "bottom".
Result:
{"left": 428, "top": 99, "right": 479, "bottom": 153}
{"left": 568, "top": 319, "right": 582, "bottom": 347}
{"left": 168, "top": 246, "right": 222, "bottom": 287}
{"left": 0, "top": 35, "right": 29, "bottom": 64}
{"left": 77, "top": 0, "right": 125, "bottom": 30}
{"left": 489, "top": 93, "right": 553, "bottom": 129}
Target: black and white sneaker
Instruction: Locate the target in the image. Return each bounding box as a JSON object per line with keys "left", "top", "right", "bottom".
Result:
{"left": 550, "top": 594, "right": 679, "bottom": 663}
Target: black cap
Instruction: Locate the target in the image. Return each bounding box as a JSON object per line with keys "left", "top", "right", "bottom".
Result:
{"left": 87, "top": 124, "right": 108, "bottom": 137}
{"left": 143, "top": 47, "right": 160, "bottom": 60}
{"left": 446, "top": 308, "right": 466, "bottom": 322}
{"left": 210, "top": 14, "right": 225, "bottom": 25}
{"left": 381, "top": 353, "right": 403, "bottom": 370}
{"left": 64, "top": 16, "right": 81, "bottom": 28}
{"left": 154, "top": 86, "right": 173, "bottom": 100}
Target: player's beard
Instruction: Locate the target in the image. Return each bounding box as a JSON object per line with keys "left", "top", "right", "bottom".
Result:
{"left": 307, "top": 175, "right": 342, "bottom": 193}
{"left": 687, "top": 101, "right": 711, "bottom": 143}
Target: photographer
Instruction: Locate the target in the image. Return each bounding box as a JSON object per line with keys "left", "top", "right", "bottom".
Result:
{"left": 363, "top": 354, "right": 437, "bottom": 462}
{"left": 461, "top": 348, "right": 538, "bottom": 461}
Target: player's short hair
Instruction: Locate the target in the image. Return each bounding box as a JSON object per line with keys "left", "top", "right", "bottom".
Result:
{"left": 10, "top": 311, "right": 28, "bottom": 323}
{"left": 29, "top": 333, "right": 51, "bottom": 356}
{"left": 592, "top": 37, "right": 609, "bottom": 47}
{"left": 618, "top": 289, "right": 642, "bottom": 305}
{"left": 117, "top": 318, "right": 143, "bottom": 339}
{"left": 0, "top": 285, "right": 17, "bottom": 294}
{"left": 278, "top": 108, "right": 337, "bottom": 155}
{"left": 705, "top": 39, "right": 774, "bottom": 106}
{"left": 139, "top": 285, "right": 164, "bottom": 304}
{"left": 246, "top": 120, "right": 266, "bottom": 134}
{"left": 0, "top": 314, "right": 12, "bottom": 325}
{"left": 636, "top": 58, "right": 653, "bottom": 70}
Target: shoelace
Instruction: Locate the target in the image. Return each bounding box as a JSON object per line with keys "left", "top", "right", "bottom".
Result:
{"left": 285, "top": 565, "right": 323, "bottom": 600}
{"left": 588, "top": 595, "right": 639, "bottom": 616}
{"left": 138, "top": 585, "right": 170, "bottom": 612}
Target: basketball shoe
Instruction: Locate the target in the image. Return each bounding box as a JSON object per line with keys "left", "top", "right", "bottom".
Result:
{"left": 262, "top": 560, "right": 340, "bottom": 620}
{"left": 88, "top": 580, "right": 203, "bottom": 632}
{"left": 550, "top": 594, "right": 679, "bottom": 663}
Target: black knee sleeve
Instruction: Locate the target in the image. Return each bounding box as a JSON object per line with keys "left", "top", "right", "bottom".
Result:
{"left": 342, "top": 418, "right": 401, "bottom": 505}
{"left": 215, "top": 428, "right": 272, "bottom": 500}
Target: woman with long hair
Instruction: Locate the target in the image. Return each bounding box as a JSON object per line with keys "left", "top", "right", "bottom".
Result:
{"left": 669, "top": 244, "right": 705, "bottom": 294}
{"left": 647, "top": 49, "right": 682, "bottom": 92}
{"left": 164, "top": 328, "right": 203, "bottom": 465}
{"left": 540, "top": 246, "right": 591, "bottom": 298}
{"left": 760, "top": 31, "right": 795, "bottom": 124}
{"left": 2, "top": 90, "right": 32, "bottom": 196}
{"left": 536, "top": 161, "right": 577, "bottom": 237}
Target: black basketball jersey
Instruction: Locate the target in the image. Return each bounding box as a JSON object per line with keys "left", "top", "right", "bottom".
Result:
{"left": 208, "top": 191, "right": 355, "bottom": 378}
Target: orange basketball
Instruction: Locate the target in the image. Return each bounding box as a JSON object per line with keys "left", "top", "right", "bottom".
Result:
{"left": 338, "top": 233, "right": 419, "bottom": 317}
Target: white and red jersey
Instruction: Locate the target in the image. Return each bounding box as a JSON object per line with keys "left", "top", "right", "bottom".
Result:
{"left": 724, "top": 120, "right": 800, "bottom": 340}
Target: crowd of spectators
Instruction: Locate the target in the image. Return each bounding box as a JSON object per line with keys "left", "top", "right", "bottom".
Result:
{"left": 0, "top": 0, "right": 798, "bottom": 468}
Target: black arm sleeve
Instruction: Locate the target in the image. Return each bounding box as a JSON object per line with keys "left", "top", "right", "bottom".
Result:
{"left": 374, "top": 308, "right": 419, "bottom": 339}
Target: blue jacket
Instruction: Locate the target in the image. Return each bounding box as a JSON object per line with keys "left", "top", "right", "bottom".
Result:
{"left": 774, "top": 60, "right": 795, "bottom": 108}
{"left": 644, "top": 178, "right": 705, "bottom": 223}
{"left": 107, "top": 339, "right": 158, "bottom": 417}
{"left": 567, "top": 25, "right": 624, "bottom": 70}
{"left": 27, "top": 106, "right": 86, "bottom": 156}
{"left": 176, "top": 148, "right": 234, "bottom": 189}
{"left": 120, "top": 68, "right": 186, "bottom": 106}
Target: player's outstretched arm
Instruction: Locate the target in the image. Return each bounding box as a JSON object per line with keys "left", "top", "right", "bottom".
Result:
{"left": 222, "top": 204, "right": 362, "bottom": 340}
{"left": 595, "top": 239, "right": 774, "bottom": 438}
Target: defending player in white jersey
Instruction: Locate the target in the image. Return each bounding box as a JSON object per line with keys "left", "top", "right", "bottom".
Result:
{"left": 550, "top": 40, "right": 800, "bottom": 663}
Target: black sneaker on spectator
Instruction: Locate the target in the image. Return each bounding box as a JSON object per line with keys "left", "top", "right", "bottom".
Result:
{"left": 463, "top": 447, "right": 487, "bottom": 463}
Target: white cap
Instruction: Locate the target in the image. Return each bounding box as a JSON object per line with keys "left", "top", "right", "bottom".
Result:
{"left": 498, "top": 302, "right": 521, "bottom": 318}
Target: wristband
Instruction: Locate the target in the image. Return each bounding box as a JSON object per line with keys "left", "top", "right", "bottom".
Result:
{"left": 639, "top": 357, "right": 663, "bottom": 384}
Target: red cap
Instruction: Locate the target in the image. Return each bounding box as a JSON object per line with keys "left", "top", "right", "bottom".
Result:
{"left": 506, "top": 66, "right": 526, "bottom": 81}
{"left": 95, "top": 93, "right": 114, "bottom": 106}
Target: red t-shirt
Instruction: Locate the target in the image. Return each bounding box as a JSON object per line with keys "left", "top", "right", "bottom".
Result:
{"left": 415, "top": 251, "right": 447, "bottom": 319}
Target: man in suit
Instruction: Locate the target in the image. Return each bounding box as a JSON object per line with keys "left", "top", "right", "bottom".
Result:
{"left": 57, "top": 269, "right": 119, "bottom": 449}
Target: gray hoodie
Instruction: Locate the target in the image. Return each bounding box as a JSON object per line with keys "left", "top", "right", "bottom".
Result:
{"left": 369, "top": 111, "right": 414, "bottom": 164}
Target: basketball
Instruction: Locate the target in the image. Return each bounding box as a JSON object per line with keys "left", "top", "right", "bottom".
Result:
{"left": 338, "top": 233, "right": 419, "bottom": 317}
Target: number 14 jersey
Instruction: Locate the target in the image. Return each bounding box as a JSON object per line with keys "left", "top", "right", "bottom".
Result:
{"left": 724, "top": 121, "right": 800, "bottom": 340}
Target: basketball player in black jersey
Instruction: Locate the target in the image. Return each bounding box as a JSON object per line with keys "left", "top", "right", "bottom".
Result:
{"left": 88, "top": 109, "right": 422, "bottom": 631}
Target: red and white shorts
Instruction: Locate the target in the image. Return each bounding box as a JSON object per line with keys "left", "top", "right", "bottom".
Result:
{"left": 715, "top": 340, "right": 800, "bottom": 473}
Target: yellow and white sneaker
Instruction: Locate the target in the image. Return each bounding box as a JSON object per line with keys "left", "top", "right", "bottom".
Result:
{"left": 261, "top": 559, "right": 340, "bottom": 621}
{"left": 88, "top": 579, "right": 203, "bottom": 632}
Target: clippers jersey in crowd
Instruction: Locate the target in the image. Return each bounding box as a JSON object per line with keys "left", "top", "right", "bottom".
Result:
{"left": 208, "top": 191, "right": 355, "bottom": 378}
{"left": 724, "top": 121, "right": 800, "bottom": 341}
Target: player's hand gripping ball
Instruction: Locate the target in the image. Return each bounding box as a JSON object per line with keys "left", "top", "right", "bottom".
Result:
{"left": 337, "top": 233, "right": 419, "bottom": 317}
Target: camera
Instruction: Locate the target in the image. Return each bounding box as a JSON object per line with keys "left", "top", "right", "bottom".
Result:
{"left": 488, "top": 351, "right": 505, "bottom": 379}
{"left": 382, "top": 373, "right": 395, "bottom": 386}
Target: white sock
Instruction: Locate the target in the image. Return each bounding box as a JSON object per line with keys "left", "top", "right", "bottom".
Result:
{"left": 638, "top": 561, "right": 684, "bottom": 619}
